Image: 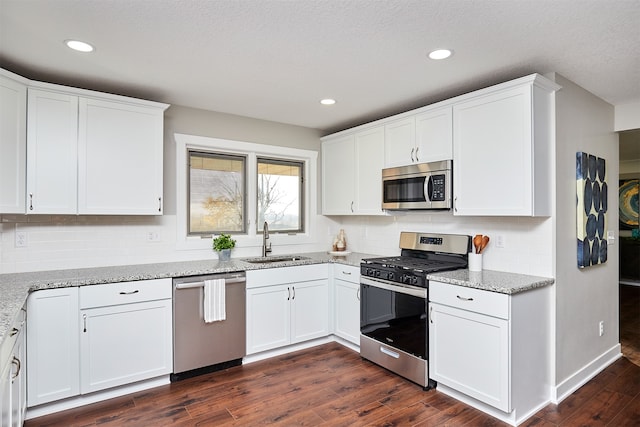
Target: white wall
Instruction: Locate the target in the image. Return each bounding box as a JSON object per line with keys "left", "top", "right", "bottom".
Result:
{"left": 0, "top": 105, "right": 331, "bottom": 273}
{"left": 550, "top": 73, "right": 619, "bottom": 393}
{"left": 615, "top": 101, "right": 640, "bottom": 131}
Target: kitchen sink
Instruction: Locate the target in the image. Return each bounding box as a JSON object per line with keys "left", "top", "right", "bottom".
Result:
{"left": 242, "top": 255, "right": 310, "bottom": 264}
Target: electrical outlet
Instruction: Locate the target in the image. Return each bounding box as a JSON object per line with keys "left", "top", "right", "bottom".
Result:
{"left": 599, "top": 321, "right": 604, "bottom": 337}
{"left": 147, "top": 231, "right": 161, "bottom": 242}
{"left": 15, "top": 231, "right": 27, "bottom": 247}
{"left": 496, "top": 235, "right": 506, "bottom": 248}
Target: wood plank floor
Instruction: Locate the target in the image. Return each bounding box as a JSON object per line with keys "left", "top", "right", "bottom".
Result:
{"left": 620, "top": 284, "right": 640, "bottom": 366}
{"left": 25, "top": 341, "right": 640, "bottom": 427}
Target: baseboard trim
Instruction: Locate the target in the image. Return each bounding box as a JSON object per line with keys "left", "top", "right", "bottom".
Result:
{"left": 552, "top": 344, "right": 622, "bottom": 404}
{"left": 26, "top": 376, "right": 170, "bottom": 420}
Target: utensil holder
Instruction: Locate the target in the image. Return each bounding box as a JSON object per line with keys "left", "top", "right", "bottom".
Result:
{"left": 468, "top": 253, "right": 483, "bottom": 272}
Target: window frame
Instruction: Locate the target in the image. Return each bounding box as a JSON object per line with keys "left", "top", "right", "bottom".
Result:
{"left": 256, "top": 156, "right": 305, "bottom": 234}
{"left": 175, "top": 133, "right": 318, "bottom": 251}
{"left": 187, "top": 150, "right": 248, "bottom": 236}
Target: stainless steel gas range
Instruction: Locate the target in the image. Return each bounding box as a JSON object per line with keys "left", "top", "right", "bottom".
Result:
{"left": 360, "top": 232, "right": 471, "bottom": 389}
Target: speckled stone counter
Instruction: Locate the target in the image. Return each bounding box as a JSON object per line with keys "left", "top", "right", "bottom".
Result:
{"left": 0, "top": 251, "right": 375, "bottom": 349}
{"left": 427, "top": 269, "right": 554, "bottom": 295}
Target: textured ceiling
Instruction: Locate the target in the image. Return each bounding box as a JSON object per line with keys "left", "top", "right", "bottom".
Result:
{"left": 1, "top": 0, "right": 639, "bottom": 136}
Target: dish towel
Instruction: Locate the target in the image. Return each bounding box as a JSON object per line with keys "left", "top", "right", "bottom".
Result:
{"left": 203, "top": 279, "right": 226, "bottom": 323}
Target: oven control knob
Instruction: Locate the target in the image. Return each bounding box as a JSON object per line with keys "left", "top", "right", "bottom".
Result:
{"left": 374, "top": 270, "right": 381, "bottom": 278}
{"left": 387, "top": 272, "right": 395, "bottom": 281}
{"left": 366, "top": 268, "right": 373, "bottom": 277}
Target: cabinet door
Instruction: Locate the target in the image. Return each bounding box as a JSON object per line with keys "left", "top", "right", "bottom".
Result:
{"left": 246, "top": 285, "right": 291, "bottom": 354}
{"left": 0, "top": 74, "right": 27, "bottom": 213}
{"left": 80, "top": 299, "right": 172, "bottom": 394}
{"left": 1, "top": 354, "right": 10, "bottom": 427}
{"left": 291, "top": 280, "right": 329, "bottom": 343}
{"left": 322, "top": 135, "right": 355, "bottom": 214}
{"left": 354, "top": 126, "right": 385, "bottom": 215}
{"left": 415, "top": 107, "right": 452, "bottom": 163}
{"left": 78, "top": 98, "right": 164, "bottom": 214}
{"left": 429, "top": 302, "right": 510, "bottom": 412}
{"left": 453, "top": 86, "right": 534, "bottom": 216}
{"left": 26, "top": 89, "right": 78, "bottom": 214}
{"left": 27, "top": 287, "right": 80, "bottom": 406}
{"left": 10, "top": 326, "right": 25, "bottom": 427}
{"left": 334, "top": 279, "right": 360, "bottom": 345}
{"left": 384, "top": 117, "right": 416, "bottom": 167}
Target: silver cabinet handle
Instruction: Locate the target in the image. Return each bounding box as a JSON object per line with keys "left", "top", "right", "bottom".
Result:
{"left": 11, "top": 356, "right": 21, "bottom": 380}
{"left": 415, "top": 147, "right": 419, "bottom": 162}
{"left": 342, "top": 271, "right": 352, "bottom": 275}
{"left": 454, "top": 196, "right": 458, "bottom": 213}
{"left": 9, "top": 327, "right": 19, "bottom": 337}
{"left": 456, "top": 295, "right": 474, "bottom": 301}
{"left": 83, "top": 313, "right": 87, "bottom": 333}
{"left": 292, "top": 286, "right": 295, "bottom": 300}
{"left": 158, "top": 197, "right": 162, "bottom": 212}
{"left": 356, "top": 287, "right": 360, "bottom": 301}
{"left": 429, "top": 305, "right": 433, "bottom": 324}
{"left": 119, "top": 290, "right": 140, "bottom": 295}
{"left": 29, "top": 193, "right": 33, "bottom": 210}
{"left": 350, "top": 201, "right": 354, "bottom": 213}
{"left": 287, "top": 287, "right": 291, "bottom": 301}
{"left": 410, "top": 147, "right": 415, "bottom": 162}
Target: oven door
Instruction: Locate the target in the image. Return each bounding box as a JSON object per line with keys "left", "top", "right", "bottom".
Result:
{"left": 360, "top": 277, "right": 428, "bottom": 359}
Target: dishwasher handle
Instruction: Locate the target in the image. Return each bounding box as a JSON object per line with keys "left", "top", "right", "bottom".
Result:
{"left": 175, "top": 276, "right": 245, "bottom": 290}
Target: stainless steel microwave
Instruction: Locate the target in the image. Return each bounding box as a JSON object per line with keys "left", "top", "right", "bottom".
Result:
{"left": 382, "top": 160, "right": 452, "bottom": 210}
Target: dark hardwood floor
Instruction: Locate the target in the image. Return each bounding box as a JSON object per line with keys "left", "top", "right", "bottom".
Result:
{"left": 620, "top": 284, "right": 640, "bottom": 366}
{"left": 25, "top": 341, "right": 640, "bottom": 426}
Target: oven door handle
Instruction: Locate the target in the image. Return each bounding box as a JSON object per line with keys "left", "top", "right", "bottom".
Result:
{"left": 360, "top": 277, "right": 428, "bottom": 299}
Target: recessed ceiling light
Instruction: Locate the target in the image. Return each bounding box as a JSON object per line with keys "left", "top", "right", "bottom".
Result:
{"left": 428, "top": 49, "right": 452, "bottom": 60}
{"left": 320, "top": 99, "right": 336, "bottom": 105}
{"left": 65, "top": 39, "right": 94, "bottom": 52}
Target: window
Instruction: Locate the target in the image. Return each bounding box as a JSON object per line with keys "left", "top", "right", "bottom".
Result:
{"left": 188, "top": 151, "right": 246, "bottom": 235}
{"left": 176, "top": 133, "right": 317, "bottom": 250}
{"left": 257, "top": 158, "right": 303, "bottom": 233}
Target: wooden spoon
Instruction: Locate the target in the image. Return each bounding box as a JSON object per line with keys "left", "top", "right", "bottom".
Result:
{"left": 473, "top": 234, "right": 483, "bottom": 254}
{"left": 479, "top": 235, "right": 490, "bottom": 253}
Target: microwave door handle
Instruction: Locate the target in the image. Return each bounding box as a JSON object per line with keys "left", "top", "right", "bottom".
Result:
{"left": 425, "top": 175, "right": 433, "bottom": 205}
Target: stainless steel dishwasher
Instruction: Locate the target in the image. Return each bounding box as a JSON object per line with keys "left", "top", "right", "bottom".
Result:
{"left": 171, "top": 272, "right": 246, "bottom": 381}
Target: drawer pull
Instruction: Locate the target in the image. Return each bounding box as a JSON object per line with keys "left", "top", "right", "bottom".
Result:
{"left": 119, "top": 290, "right": 140, "bottom": 295}
{"left": 342, "top": 271, "right": 352, "bottom": 275}
{"left": 456, "top": 295, "right": 474, "bottom": 301}
{"left": 11, "top": 356, "right": 21, "bottom": 379}
{"left": 83, "top": 313, "right": 87, "bottom": 333}
{"left": 380, "top": 346, "right": 400, "bottom": 359}
{"left": 9, "top": 327, "right": 19, "bottom": 337}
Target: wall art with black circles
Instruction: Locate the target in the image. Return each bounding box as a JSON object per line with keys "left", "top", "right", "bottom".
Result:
{"left": 576, "top": 152, "right": 608, "bottom": 268}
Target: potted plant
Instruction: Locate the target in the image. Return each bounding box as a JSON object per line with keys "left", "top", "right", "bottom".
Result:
{"left": 212, "top": 233, "right": 236, "bottom": 261}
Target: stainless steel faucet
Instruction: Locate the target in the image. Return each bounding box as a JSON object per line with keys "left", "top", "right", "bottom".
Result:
{"left": 262, "top": 221, "right": 272, "bottom": 257}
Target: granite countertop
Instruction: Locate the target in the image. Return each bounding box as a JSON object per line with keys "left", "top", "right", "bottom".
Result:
{"left": 0, "top": 251, "right": 373, "bottom": 349}
{"left": 427, "top": 269, "right": 555, "bottom": 295}
{"left": 0, "top": 252, "right": 555, "bottom": 350}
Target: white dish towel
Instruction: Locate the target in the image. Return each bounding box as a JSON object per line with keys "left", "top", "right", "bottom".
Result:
{"left": 203, "top": 279, "right": 226, "bottom": 323}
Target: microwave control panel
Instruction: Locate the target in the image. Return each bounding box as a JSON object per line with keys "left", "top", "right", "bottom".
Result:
{"left": 430, "top": 174, "right": 446, "bottom": 201}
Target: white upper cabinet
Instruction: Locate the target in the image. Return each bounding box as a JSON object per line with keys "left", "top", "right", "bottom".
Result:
{"left": 384, "top": 106, "right": 453, "bottom": 168}
{"left": 384, "top": 117, "right": 416, "bottom": 167}
{"left": 27, "top": 89, "right": 79, "bottom": 214}
{"left": 322, "top": 126, "right": 385, "bottom": 215}
{"left": 452, "top": 75, "right": 558, "bottom": 216}
{"left": 7, "top": 68, "right": 168, "bottom": 215}
{"left": 415, "top": 106, "right": 453, "bottom": 163}
{"left": 0, "top": 71, "right": 27, "bottom": 213}
{"left": 78, "top": 98, "right": 164, "bottom": 214}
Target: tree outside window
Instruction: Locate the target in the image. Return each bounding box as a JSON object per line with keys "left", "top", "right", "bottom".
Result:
{"left": 257, "top": 158, "right": 303, "bottom": 233}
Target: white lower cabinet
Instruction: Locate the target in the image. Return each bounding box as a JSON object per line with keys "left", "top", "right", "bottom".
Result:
{"left": 429, "top": 280, "right": 551, "bottom": 423}
{"left": 246, "top": 265, "right": 329, "bottom": 354}
{"left": 27, "top": 287, "right": 80, "bottom": 406}
{"left": 430, "top": 299, "right": 510, "bottom": 411}
{"left": 1, "top": 306, "right": 26, "bottom": 427}
{"left": 27, "top": 279, "right": 173, "bottom": 407}
{"left": 332, "top": 264, "right": 360, "bottom": 345}
{"left": 79, "top": 296, "right": 172, "bottom": 394}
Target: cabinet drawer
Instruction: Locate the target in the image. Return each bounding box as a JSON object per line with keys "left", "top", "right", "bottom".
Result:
{"left": 429, "top": 281, "right": 509, "bottom": 319}
{"left": 80, "top": 278, "right": 171, "bottom": 308}
{"left": 332, "top": 264, "right": 359, "bottom": 284}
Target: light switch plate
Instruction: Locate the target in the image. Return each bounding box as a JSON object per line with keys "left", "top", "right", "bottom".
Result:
{"left": 607, "top": 230, "right": 615, "bottom": 244}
